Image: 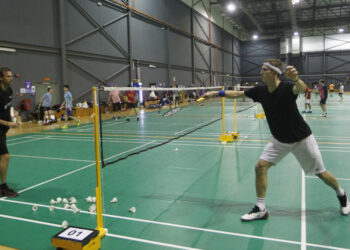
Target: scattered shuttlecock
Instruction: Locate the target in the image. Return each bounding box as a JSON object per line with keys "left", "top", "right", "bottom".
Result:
{"left": 70, "top": 204, "right": 78, "bottom": 210}
{"left": 71, "top": 204, "right": 80, "bottom": 213}
{"left": 85, "top": 196, "right": 93, "bottom": 203}
{"left": 61, "top": 220, "right": 68, "bottom": 228}
{"left": 174, "top": 148, "right": 178, "bottom": 152}
{"left": 73, "top": 208, "right": 80, "bottom": 214}
{"left": 89, "top": 204, "right": 96, "bottom": 213}
{"left": 32, "top": 205, "right": 38, "bottom": 211}
{"left": 69, "top": 197, "right": 77, "bottom": 204}
{"left": 128, "top": 206, "right": 136, "bottom": 213}
{"left": 64, "top": 204, "right": 71, "bottom": 209}
{"left": 62, "top": 198, "right": 69, "bottom": 204}
{"left": 50, "top": 199, "right": 57, "bottom": 205}
{"left": 56, "top": 197, "right": 62, "bottom": 204}
{"left": 92, "top": 196, "right": 96, "bottom": 203}
{"left": 49, "top": 206, "right": 55, "bottom": 212}
{"left": 221, "top": 141, "right": 227, "bottom": 144}
{"left": 110, "top": 197, "right": 118, "bottom": 203}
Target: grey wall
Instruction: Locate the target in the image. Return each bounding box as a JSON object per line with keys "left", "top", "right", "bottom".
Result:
{"left": 1, "top": 0, "right": 242, "bottom": 111}
{"left": 240, "top": 39, "right": 280, "bottom": 83}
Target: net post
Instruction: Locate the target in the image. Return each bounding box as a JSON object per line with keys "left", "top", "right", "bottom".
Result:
{"left": 232, "top": 86, "right": 239, "bottom": 140}
{"left": 92, "top": 87, "right": 107, "bottom": 238}
{"left": 255, "top": 103, "right": 265, "bottom": 119}
{"left": 222, "top": 86, "right": 225, "bottom": 135}
{"left": 219, "top": 87, "right": 234, "bottom": 143}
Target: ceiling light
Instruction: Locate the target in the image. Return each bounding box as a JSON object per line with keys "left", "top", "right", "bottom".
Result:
{"left": 292, "top": 0, "right": 300, "bottom": 5}
{"left": 339, "top": 28, "right": 344, "bottom": 33}
{"left": 252, "top": 34, "right": 258, "bottom": 40}
{"left": 294, "top": 32, "right": 299, "bottom": 36}
{"left": 227, "top": 3, "right": 236, "bottom": 12}
{"left": 0, "top": 47, "right": 16, "bottom": 53}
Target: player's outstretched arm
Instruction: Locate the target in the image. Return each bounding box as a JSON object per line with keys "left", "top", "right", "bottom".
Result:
{"left": 203, "top": 90, "right": 246, "bottom": 99}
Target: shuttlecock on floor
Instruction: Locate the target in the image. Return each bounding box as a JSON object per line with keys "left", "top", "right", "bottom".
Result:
{"left": 64, "top": 204, "right": 71, "bottom": 209}
{"left": 62, "top": 198, "right": 69, "bottom": 204}
{"left": 70, "top": 204, "right": 77, "bottom": 210}
{"left": 128, "top": 206, "right": 136, "bottom": 213}
{"left": 61, "top": 220, "right": 68, "bottom": 228}
{"left": 56, "top": 197, "right": 62, "bottom": 204}
{"left": 174, "top": 148, "right": 178, "bottom": 152}
{"left": 89, "top": 204, "right": 96, "bottom": 213}
{"left": 92, "top": 196, "right": 96, "bottom": 203}
{"left": 70, "top": 204, "right": 80, "bottom": 213}
{"left": 69, "top": 197, "right": 77, "bottom": 204}
{"left": 110, "top": 197, "right": 118, "bottom": 203}
{"left": 32, "top": 205, "right": 38, "bottom": 211}
{"left": 85, "top": 196, "right": 93, "bottom": 203}
{"left": 49, "top": 206, "right": 55, "bottom": 212}
{"left": 50, "top": 199, "right": 57, "bottom": 205}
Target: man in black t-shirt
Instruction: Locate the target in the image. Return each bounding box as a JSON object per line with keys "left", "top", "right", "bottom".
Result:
{"left": 0, "top": 67, "right": 21, "bottom": 197}
{"left": 204, "top": 59, "right": 350, "bottom": 221}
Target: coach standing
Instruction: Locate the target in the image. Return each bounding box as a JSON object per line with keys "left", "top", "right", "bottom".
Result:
{"left": 0, "top": 67, "right": 20, "bottom": 197}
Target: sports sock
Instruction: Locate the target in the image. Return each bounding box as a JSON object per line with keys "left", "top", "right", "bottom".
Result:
{"left": 256, "top": 197, "right": 265, "bottom": 211}
{"left": 336, "top": 187, "right": 345, "bottom": 196}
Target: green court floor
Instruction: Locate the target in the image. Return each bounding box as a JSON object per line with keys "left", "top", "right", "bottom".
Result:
{"left": 0, "top": 95, "right": 350, "bottom": 250}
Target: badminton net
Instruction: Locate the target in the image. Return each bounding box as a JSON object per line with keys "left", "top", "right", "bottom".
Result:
{"left": 96, "top": 85, "right": 256, "bottom": 168}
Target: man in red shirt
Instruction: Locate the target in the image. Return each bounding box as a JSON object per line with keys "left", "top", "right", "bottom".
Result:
{"left": 125, "top": 90, "right": 139, "bottom": 121}
{"left": 301, "top": 85, "right": 312, "bottom": 114}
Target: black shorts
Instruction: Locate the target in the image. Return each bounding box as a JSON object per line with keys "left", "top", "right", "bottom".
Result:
{"left": 330, "top": 90, "right": 334, "bottom": 92}
{"left": 127, "top": 103, "right": 137, "bottom": 109}
{"left": 40, "top": 106, "right": 50, "bottom": 118}
{"left": 339, "top": 93, "right": 343, "bottom": 96}
{"left": 112, "top": 102, "right": 121, "bottom": 111}
{"left": 320, "top": 98, "right": 327, "bottom": 105}
{"left": 0, "top": 131, "right": 8, "bottom": 155}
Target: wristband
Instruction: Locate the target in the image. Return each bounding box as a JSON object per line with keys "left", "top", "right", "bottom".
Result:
{"left": 218, "top": 90, "right": 226, "bottom": 97}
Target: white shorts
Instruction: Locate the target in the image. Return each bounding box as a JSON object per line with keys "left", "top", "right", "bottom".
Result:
{"left": 305, "top": 99, "right": 311, "bottom": 104}
{"left": 259, "top": 134, "right": 326, "bottom": 174}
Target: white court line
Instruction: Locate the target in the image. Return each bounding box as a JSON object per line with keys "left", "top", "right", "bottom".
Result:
{"left": 306, "top": 176, "right": 350, "bottom": 181}
{"left": 0, "top": 140, "right": 157, "bottom": 200}
{"left": 6, "top": 136, "right": 32, "bottom": 142}
{"left": 7, "top": 137, "right": 47, "bottom": 146}
{"left": 1, "top": 199, "right": 349, "bottom": 250}
{"left": 22, "top": 135, "right": 350, "bottom": 153}
{"left": 306, "top": 243, "right": 350, "bottom": 250}
{"left": 78, "top": 120, "right": 129, "bottom": 131}
{"left": 301, "top": 171, "right": 306, "bottom": 250}
{"left": 174, "top": 117, "right": 220, "bottom": 135}
{"left": 11, "top": 154, "right": 94, "bottom": 163}
{"left": 0, "top": 213, "right": 61, "bottom": 228}
{"left": 106, "top": 233, "right": 201, "bottom": 250}
{"left": 0, "top": 213, "right": 198, "bottom": 250}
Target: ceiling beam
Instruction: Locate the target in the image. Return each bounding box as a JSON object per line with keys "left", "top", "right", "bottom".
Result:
{"left": 289, "top": 0, "right": 298, "bottom": 33}
{"left": 252, "top": 3, "right": 349, "bottom": 16}
{"left": 235, "top": 0, "right": 263, "bottom": 33}
{"left": 266, "top": 16, "right": 350, "bottom": 29}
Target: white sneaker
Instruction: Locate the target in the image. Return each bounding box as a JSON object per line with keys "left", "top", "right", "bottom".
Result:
{"left": 241, "top": 205, "right": 268, "bottom": 221}
{"left": 338, "top": 193, "right": 350, "bottom": 215}
{"left": 341, "top": 203, "right": 350, "bottom": 215}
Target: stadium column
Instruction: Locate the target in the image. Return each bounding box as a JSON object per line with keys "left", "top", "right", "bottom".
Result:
{"left": 127, "top": 9, "right": 133, "bottom": 83}
{"left": 58, "top": 0, "right": 67, "bottom": 100}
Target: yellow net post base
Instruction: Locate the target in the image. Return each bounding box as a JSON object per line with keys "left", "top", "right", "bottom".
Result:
{"left": 231, "top": 131, "right": 240, "bottom": 140}
{"left": 219, "top": 134, "right": 233, "bottom": 142}
{"left": 219, "top": 132, "right": 239, "bottom": 142}
{"left": 255, "top": 113, "right": 265, "bottom": 119}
